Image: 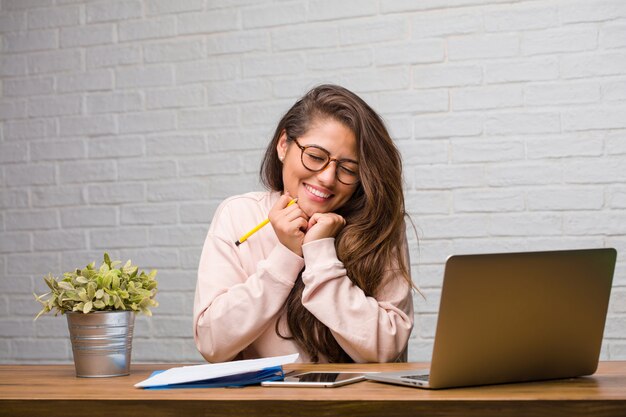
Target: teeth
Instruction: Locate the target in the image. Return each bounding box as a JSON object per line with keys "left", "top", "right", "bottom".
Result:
{"left": 305, "top": 184, "right": 331, "bottom": 199}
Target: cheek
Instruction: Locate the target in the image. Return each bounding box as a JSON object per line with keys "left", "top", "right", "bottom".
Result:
{"left": 340, "top": 183, "right": 358, "bottom": 197}
{"left": 281, "top": 161, "right": 304, "bottom": 192}
{"left": 283, "top": 159, "right": 309, "bottom": 181}
{"left": 334, "top": 187, "right": 357, "bottom": 208}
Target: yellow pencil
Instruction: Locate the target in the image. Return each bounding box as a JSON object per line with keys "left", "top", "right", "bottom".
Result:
{"left": 235, "top": 198, "right": 298, "bottom": 246}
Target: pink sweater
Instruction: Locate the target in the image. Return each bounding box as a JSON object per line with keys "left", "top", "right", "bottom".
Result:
{"left": 193, "top": 191, "right": 414, "bottom": 363}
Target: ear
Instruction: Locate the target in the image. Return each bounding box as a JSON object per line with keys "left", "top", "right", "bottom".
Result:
{"left": 276, "top": 130, "right": 288, "bottom": 161}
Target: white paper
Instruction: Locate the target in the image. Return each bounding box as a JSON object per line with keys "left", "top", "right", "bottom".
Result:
{"left": 134, "top": 353, "right": 299, "bottom": 388}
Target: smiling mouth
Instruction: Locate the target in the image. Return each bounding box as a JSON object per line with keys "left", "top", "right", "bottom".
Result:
{"left": 304, "top": 184, "right": 332, "bottom": 199}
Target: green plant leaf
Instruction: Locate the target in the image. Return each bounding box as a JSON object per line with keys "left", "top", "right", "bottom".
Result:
{"left": 33, "top": 291, "right": 49, "bottom": 303}
{"left": 34, "top": 253, "right": 158, "bottom": 318}
{"left": 114, "top": 295, "right": 124, "bottom": 310}
{"left": 87, "top": 281, "right": 96, "bottom": 300}
{"left": 112, "top": 274, "right": 120, "bottom": 290}
{"left": 83, "top": 268, "right": 96, "bottom": 279}
{"left": 66, "top": 290, "right": 81, "bottom": 302}
{"left": 43, "top": 275, "right": 57, "bottom": 290}
{"left": 78, "top": 288, "right": 89, "bottom": 303}
{"left": 102, "top": 273, "right": 112, "bottom": 289}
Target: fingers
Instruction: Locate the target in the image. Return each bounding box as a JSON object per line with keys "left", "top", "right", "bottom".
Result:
{"left": 308, "top": 212, "right": 345, "bottom": 228}
{"left": 282, "top": 203, "right": 308, "bottom": 223}
{"left": 303, "top": 213, "right": 346, "bottom": 243}
{"left": 276, "top": 192, "right": 293, "bottom": 209}
{"left": 294, "top": 217, "right": 309, "bottom": 235}
{"left": 307, "top": 213, "right": 321, "bottom": 230}
{"left": 269, "top": 193, "right": 309, "bottom": 256}
{"left": 271, "top": 193, "right": 303, "bottom": 216}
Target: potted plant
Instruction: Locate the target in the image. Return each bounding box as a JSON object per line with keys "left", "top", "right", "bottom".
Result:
{"left": 34, "top": 253, "right": 158, "bottom": 377}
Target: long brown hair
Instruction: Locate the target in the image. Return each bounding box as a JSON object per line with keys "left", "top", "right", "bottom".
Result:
{"left": 260, "top": 85, "right": 411, "bottom": 362}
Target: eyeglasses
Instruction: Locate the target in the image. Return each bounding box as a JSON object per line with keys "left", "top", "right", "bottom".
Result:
{"left": 293, "top": 138, "right": 359, "bottom": 185}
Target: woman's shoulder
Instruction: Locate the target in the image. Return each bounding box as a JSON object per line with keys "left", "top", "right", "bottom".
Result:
{"left": 211, "top": 191, "right": 278, "bottom": 225}
{"left": 219, "top": 191, "right": 278, "bottom": 212}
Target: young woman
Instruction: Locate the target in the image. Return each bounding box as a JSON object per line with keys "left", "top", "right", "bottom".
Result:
{"left": 193, "top": 84, "right": 414, "bottom": 363}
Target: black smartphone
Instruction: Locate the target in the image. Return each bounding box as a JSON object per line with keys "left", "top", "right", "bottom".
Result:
{"left": 261, "top": 372, "right": 366, "bottom": 388}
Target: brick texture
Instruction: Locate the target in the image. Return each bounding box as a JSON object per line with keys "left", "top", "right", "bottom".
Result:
{"left": 0, "top": 0, "right": 624, "bottom": 365}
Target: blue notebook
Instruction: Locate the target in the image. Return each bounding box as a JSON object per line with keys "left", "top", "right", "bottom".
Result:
{"left": 135, "top": 353, "right": 299, "bottom": 389}
{"left": 144, "top": 366, "right": 285, "bottom": 389}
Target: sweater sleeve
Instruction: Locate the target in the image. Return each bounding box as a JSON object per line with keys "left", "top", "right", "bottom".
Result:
{"left": 193, "top": 201, "right": 305, "bottom": 363}
{"left": 300, "top": 237, "right": 414, "bottom": 363}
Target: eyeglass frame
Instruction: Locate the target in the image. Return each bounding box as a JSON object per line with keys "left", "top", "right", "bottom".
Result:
{"left": 291, "top": 137, "right": 360, "bottom": 185}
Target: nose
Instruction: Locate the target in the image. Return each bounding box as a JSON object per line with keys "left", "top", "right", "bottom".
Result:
{"left": 316, "top": 160, "right": 338, "bottom": 185}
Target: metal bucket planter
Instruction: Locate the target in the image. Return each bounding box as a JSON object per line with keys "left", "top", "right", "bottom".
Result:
{"left": 66, "top": 310, "right": 135, "bottom": 378}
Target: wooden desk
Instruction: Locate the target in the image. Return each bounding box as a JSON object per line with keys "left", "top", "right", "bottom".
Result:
{"left": 1, "top": 362, "right": 625, "bottom": 417}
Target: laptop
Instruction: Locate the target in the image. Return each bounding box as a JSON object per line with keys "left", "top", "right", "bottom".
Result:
{"left": 366, "top": 248, "right": 616, "bottom": 389}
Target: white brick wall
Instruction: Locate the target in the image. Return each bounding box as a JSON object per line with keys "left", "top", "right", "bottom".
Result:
{"left": 1, "top": 0, "right": 625, "bottom": 364}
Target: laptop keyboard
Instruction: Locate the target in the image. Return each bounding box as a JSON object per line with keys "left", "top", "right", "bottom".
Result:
{"left": 402, "top": 374, "right": 430, "bottom": 381}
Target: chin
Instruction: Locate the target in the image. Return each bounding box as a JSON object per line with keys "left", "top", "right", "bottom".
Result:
{"left": 310, "top": 201, "right": 341, "bottom": 216}
{"left": 299, "top": 201, "right": 326, "bottom": 217}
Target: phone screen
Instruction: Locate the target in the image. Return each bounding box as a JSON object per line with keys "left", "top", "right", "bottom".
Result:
{"left": 287, "top": 372, "right": 356, "bottom": 383}
{"left": 262, "top": 372, "right": 366, "bottom": 387}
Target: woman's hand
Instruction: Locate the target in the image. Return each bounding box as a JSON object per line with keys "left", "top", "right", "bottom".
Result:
{"left": 268, "top": 193, "right": 309, "bottom": 256}
{"left": 303, "top": 212, "right": 346, "bottom": 244}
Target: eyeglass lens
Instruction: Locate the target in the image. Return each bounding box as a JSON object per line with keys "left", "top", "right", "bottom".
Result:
{"left": 301, "top": 146, "right": 359, "bottom": 185}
